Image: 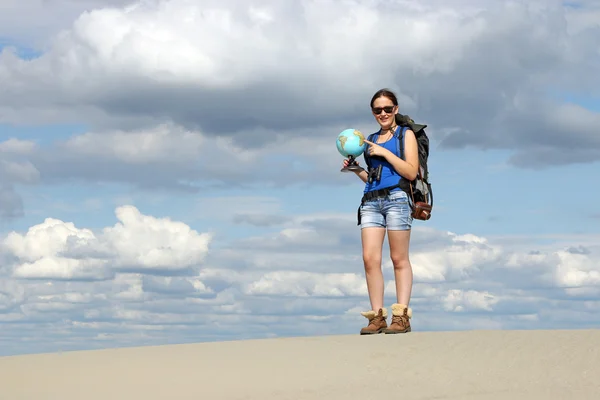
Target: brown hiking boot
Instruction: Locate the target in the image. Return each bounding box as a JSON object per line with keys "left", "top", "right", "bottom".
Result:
{"left": 384, "top": 303, "right": 412, "bottom": 334}
{"left": 360, "top": 308, "right": 388, "bottom": 335}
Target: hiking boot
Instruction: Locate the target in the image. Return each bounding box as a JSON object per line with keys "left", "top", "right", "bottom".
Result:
{"left": 360, "top": 308, "right": 388, "bottom": 335}
{"left": 383, "top": 303, "right": 412, "bottom": 334}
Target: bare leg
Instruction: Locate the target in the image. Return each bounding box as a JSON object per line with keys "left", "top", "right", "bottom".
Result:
{"left": 361, "top": 227, "right": 386, "bottom": 311}
{"left": 387, "top": 229, "right": 413, "bottom": 306}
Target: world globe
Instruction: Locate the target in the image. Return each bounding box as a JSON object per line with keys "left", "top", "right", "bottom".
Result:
{"left": 336, "top": 128, "right": 367, "bottom": 158}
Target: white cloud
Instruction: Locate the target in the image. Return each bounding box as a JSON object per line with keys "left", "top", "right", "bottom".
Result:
{"left": 552, "top": 250, "right": 600, "bottom": 287}
{"left": 0, "top": 0, "right": 599, "bottom": 356}
{"left": 0, "top": 122, "right": 354, "bottom": 216}
{"left": 0, "top": 0, "right": 597, "bottom": 169}
{"left": 102, "top": 205, "right": 212, "bottom": 271}
{"left": 0, "top": 0, "right": 136, "bottom": 48}
{"left": 0, "top": 279, "right": 25, "bottom": 312}
{"left": 61, "top": 124, "right": 206, "bottom": 164}
{"left": 244, "top": 271, "right": 367, "bottom": 298}
{"left": 0, "top": 142, "right": 40, "bottom": 184}
{"left": 407, "top": 232, "right": 503, "bottom": 282}
{"left": 2, "top": 205, "right": 212, "bottom": 280}
{"left": 443, "top": 289, "right": 499, "bottom": 312}
{"left": 3, "top": 207, "right": 598, "bottom": 355}
{"left": 1, "top": 0, "right": 598, "bottom": 219}
{"left": 0, "top": 139, "right": 37, "bottom": 155}
{"left": 4, "top": 217, "right": 96, "bottom": 262}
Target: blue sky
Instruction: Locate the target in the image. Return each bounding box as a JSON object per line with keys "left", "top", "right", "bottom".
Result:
{"left": 1, "top": 0, "right": 599, "bottom": 356}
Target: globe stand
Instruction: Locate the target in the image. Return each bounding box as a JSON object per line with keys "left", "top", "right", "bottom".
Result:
{"left": 340, "top": 155, "right": 363, "bottom": 173}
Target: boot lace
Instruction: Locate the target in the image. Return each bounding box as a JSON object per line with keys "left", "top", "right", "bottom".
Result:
{"left": 391, "top": 312, "right": 409, "bottom": 328}
{"left": 369, "top": 315, "right": 384, "bottom": 328}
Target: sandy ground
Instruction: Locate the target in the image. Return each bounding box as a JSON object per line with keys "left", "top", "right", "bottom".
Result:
{"left": 0, "top": 329, "right": 598, "bottom": 400}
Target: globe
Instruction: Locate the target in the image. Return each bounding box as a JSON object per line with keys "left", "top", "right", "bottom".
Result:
{"left": 336, "top": 128, "right": 367, "bottom": 158}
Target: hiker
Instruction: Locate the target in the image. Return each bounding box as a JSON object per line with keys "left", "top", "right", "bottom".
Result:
{"left": 342, "top": 88, "right": 423, "bottom": 335}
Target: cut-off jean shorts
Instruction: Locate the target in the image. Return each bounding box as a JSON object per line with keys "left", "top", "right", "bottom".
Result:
{"left": 359, "top": 190, "right": 413, "bottom": 231}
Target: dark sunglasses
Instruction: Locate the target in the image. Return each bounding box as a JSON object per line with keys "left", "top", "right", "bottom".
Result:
{"left": 372, "top": 106, "right": 395, "bottom": 114}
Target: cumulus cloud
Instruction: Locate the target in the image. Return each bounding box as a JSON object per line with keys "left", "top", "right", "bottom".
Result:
{"left": 1, "top": 0, "right": 598, "bottom": 219}
{"left": 60, "top": 124, "right": 206, "bottom": 164}
{"left": 3, "top": 206, "right": 599, "bottom": 355}
{"left": 0, "top": 279, "right": 25, "bottom": 312}
{"left": 244, "top": 271, "right": 367, "bottom": 298}
{"left": 442, "top": 289, "right": 499, "bottom": 313}
{"left": 0, "top": 121, "right": 350, "bottom": 208}
{"left": 204, "top": 213, "right": 600, "bottom": 336}
{"left": 0, "top": 0, "right": 599, "bottom": 356}
{"left": 0, "top": 0, "right": 135, "bottom": 48}
{"left": 0, "top": 0, "right": 598, "bottom": 168}
{"left": 2, "top": 205, "right": 212, "bottom": 280}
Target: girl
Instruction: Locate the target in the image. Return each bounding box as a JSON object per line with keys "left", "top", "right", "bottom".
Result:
{"left": 343, "top": 88, "right": 419, "bottom": 334}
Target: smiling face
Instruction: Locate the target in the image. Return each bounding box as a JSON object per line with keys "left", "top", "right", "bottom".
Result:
{"left": 371, "top": 95, "right": 398, "bottom": 131}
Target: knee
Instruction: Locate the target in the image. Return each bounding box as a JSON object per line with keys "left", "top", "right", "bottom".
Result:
{"left": 391, "top": 255, "right": 411, "bottom": 271}
{"left": 363, "top": 253, "right": 382, "bottom": 271}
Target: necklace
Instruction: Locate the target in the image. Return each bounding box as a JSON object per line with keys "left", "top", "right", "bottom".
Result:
{"left": 380, "top": 124, "right": 397, "bottom": 137}
{"left": 376, "top": 125, "right": 396, "bottom": 144}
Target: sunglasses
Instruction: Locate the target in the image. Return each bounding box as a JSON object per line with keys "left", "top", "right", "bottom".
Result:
{"left": 372, "top": 106, "right": 395, "bottom": 115}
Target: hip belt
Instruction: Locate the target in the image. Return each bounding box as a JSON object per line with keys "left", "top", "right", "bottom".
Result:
{"left": 361, "top": 186, "right": 401, "bottom": 203}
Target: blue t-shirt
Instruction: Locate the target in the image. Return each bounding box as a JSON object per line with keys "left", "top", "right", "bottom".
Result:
{"left": 363, "top": 127, "right": 406, "bottom": 194}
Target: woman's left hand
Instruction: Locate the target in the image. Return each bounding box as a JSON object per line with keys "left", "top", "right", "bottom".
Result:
{"left": 363, "top": 140, "right": 389, "bottom": 158}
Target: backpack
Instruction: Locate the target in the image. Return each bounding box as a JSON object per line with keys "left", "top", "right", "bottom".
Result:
{"left": 363, "top": 113, "right": 434, "bottom": 220}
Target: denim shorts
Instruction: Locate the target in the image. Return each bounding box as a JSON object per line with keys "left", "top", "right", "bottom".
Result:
{"left": 359, "top": 190, "right": 412, "bottom": 231}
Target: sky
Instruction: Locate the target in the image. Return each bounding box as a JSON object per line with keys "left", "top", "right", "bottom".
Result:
{"left": 0, "top": 0, "right": 599, "bottom": 356}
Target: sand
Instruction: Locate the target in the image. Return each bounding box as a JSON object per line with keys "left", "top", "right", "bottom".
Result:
{"left": 1, "top": 329, "right": 598, "bottom": 400}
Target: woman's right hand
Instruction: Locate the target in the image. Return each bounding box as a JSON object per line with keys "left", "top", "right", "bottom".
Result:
{"left": 342, "top": 159, "right": 360, "bottom": 168}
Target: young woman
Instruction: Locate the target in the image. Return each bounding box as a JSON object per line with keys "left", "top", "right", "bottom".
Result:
{"left": 342, "top": 88, "right": 419, "bottom": 334}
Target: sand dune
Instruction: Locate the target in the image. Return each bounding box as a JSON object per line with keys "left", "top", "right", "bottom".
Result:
{"left": 1, "top": 329, "right": 598, "bottom": 400}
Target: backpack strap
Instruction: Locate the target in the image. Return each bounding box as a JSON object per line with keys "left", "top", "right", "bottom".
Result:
{"left": 364, "top": 126, "right": 404, "bottom": 170}
{"left": 395, "top": 126, "right": 408, "bottom": 161}
{"left": 395, "top": 126, "right": 408, "bottom": 188}
{"left": 363, "top": 132, "right": 378, "bottom": 170}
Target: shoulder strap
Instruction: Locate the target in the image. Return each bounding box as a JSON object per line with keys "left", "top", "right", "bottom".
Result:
{"left": 396, "top": 126, "right": 407, "bottom": 160}
{"left": 364, "top": 132, "right": 378, "bottom": 169}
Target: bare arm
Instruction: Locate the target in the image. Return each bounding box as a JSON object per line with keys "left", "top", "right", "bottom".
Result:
{"left": 354, "top": 168, "right": 368, "bottom": 183}
{"left": 385, "top": 129, "right": 419, "bottom": 181}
